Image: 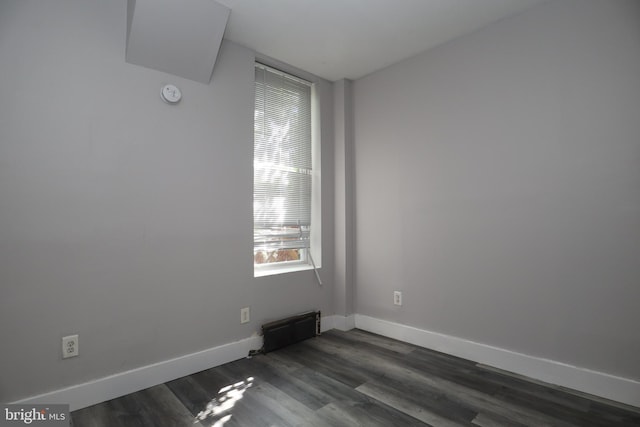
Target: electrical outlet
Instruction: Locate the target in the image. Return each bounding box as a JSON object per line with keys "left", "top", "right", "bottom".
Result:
{"left": 240, "top": 307, "right": 250, "bottom": 324}
{"left": 393, "top": 291, "right": 402, "bottom": 306}
{"left": 62, "top": 334, "right": 79, "bottom": 358}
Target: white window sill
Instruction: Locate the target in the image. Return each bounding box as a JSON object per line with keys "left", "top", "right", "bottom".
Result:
{"left": 254, "top": 263, "right": 314, "bottom": 278}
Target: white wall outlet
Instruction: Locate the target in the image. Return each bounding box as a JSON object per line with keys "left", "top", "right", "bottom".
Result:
{"left": 393, "top": 291, "right": 403, "bottom": 306}
{"left": 62, "top": 334, "right": 79, "bottom": 358}
{"left": 240, "top": 307, "right": 250, "bottom": 324}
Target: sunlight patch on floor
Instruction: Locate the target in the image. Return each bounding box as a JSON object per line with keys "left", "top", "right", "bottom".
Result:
{"left": 194, "top": 377, "right": 254, "bottom": 425}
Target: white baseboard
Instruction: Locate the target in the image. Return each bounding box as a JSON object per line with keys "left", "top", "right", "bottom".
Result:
{"left": 323, "top": 314, "right": 355, "bottom": 332}
{"left": 320, "top": 314, "right": 336, "bottom": 332}
{"left": 15, "top": 314, "right": 340, "bottom": 411}
{"left": 354, "top": 314, "right": 640, "bottom": 408}
{"left": 14, "top": 314, "right": 639, "bottom": 411}
{"left": 13, "top": 335, "right": 263, "bottom": 411}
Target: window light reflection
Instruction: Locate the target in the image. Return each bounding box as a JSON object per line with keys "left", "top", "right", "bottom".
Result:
{"left": 194, "top": 377, "right": 254, "bottom": 425}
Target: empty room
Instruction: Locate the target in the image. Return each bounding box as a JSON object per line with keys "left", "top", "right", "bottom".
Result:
{"left": 1, "top": 0, "right": 639, "bottom": 426}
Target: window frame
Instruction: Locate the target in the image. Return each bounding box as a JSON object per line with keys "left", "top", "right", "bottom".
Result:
{"left": 253, "top": 62, "right": 321, "bottom": 277}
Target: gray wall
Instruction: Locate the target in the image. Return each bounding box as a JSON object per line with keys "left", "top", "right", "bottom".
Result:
{"left": 353, "top": 0, "right": 640, "bottom": 380}
{"left": 0, "top": 0, "right": 334, "bottom": 402}
{"left": 333, "top": 79, "right": 355, "bottom": 317}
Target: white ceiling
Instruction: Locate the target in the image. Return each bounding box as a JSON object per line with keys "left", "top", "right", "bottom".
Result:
{"left": 217, "top": 0, "right": 549, "bottom": 81}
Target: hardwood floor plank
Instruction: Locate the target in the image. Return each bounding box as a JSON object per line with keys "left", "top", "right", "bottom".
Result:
{"left": 329, "top": 328, "right": 417, "bottom": 354}
{"left": 474, "top": 364, "right": 597, "bottom": 412}
{"left": 334, "top": 347, "right": 581, "bottom": 427}
{"left": 249, "top": 357, "right": 335, "bottom": 410}
{"left": 318, "top": 332, "right": 584, "bottom": 426}
{"left": 471, "top": 368, "right": 592, "bottom": 414}
{"left": 242, "top": 379, "right": 326, "bottom": 427}
{"left": 471, "top": 412, "right": 529, "bottom": 427}
{"left": 494, "top": 387, "right": 611, "bottom": 427}
{"left": 409, "top": 346, "right": 480, "bottom": 369}
{"left": 165, "top": 375, "right": 213, "bottom": 417}
{"left": 280, "top": 364, "right": 373, "bottom": 406}
{"left": 358, "top": 374, "right": 479, "bottom": 424}
{"left": 586, "top": 402, "right": 640, "bottom": 427}
{"left": 356, "top": 380, "right": 474, "bottom": 426}
{"left": 197, "top": 365, "right": 291, "bottom": 427}
{"left": 71, "top": 401, "right": 124, "bottom": 427}
{"left": 141, "top": 384, "right": 205, "bottom": 427}
{"left": 478, "top": 363, "right": 640, "bottom": 416}
{"left": 75, "top": 384, "right": 205, "bottom": 427}
{"left": 261, "top": 349, "right": 308, "bottom": 372}
{"left": 399, "top": 350, "right": 505, "bottom": 396}
{"left": 72, "top": 330, "right": 640, "bottom": 427}
{"left": 303, "top": 331, "right": 423, "bottom": 382}
{"left": 276, "top": 340, "right": 374, "bottom": 388}
{"left": 315, "top": 399, "right": 428, "bottom": 427}
{"left": 314, "top": 402, "right": 369, "bottom": 427}
{"left": 168, "top": 369, "right": 254, "bottom": 427}
{"left": 190, "top": 366, "right": 239, "bottom": 397}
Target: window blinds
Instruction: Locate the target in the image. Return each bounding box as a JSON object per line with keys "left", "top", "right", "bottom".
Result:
{"left": 254, "top": 64, "right": 312, "bottom": 252}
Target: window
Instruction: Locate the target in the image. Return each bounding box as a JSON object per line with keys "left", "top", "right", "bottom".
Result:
{"left": 253, "top": 63, "right": 319, "bottom": 275}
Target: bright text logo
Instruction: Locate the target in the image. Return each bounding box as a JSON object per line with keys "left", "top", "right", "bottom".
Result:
{"left": 1, "top": 405, "right": 69, "bottom": 427}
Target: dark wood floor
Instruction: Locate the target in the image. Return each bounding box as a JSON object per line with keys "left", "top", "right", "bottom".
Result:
{"left": 71, "top": 329, "right": 640, "bottom": 426}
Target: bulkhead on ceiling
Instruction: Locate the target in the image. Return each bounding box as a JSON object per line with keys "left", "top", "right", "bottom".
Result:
{"left": 125, "top": 0, "right": 230, "bottom": 84}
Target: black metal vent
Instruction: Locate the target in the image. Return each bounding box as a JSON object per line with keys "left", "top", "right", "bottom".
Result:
{"left": 262, "top": 311, "right": 320, "bottom": 353}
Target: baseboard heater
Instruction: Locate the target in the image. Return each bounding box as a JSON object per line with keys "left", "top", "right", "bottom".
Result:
{"left": 261, "top": 310, "right": 320, "bottom": 353}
